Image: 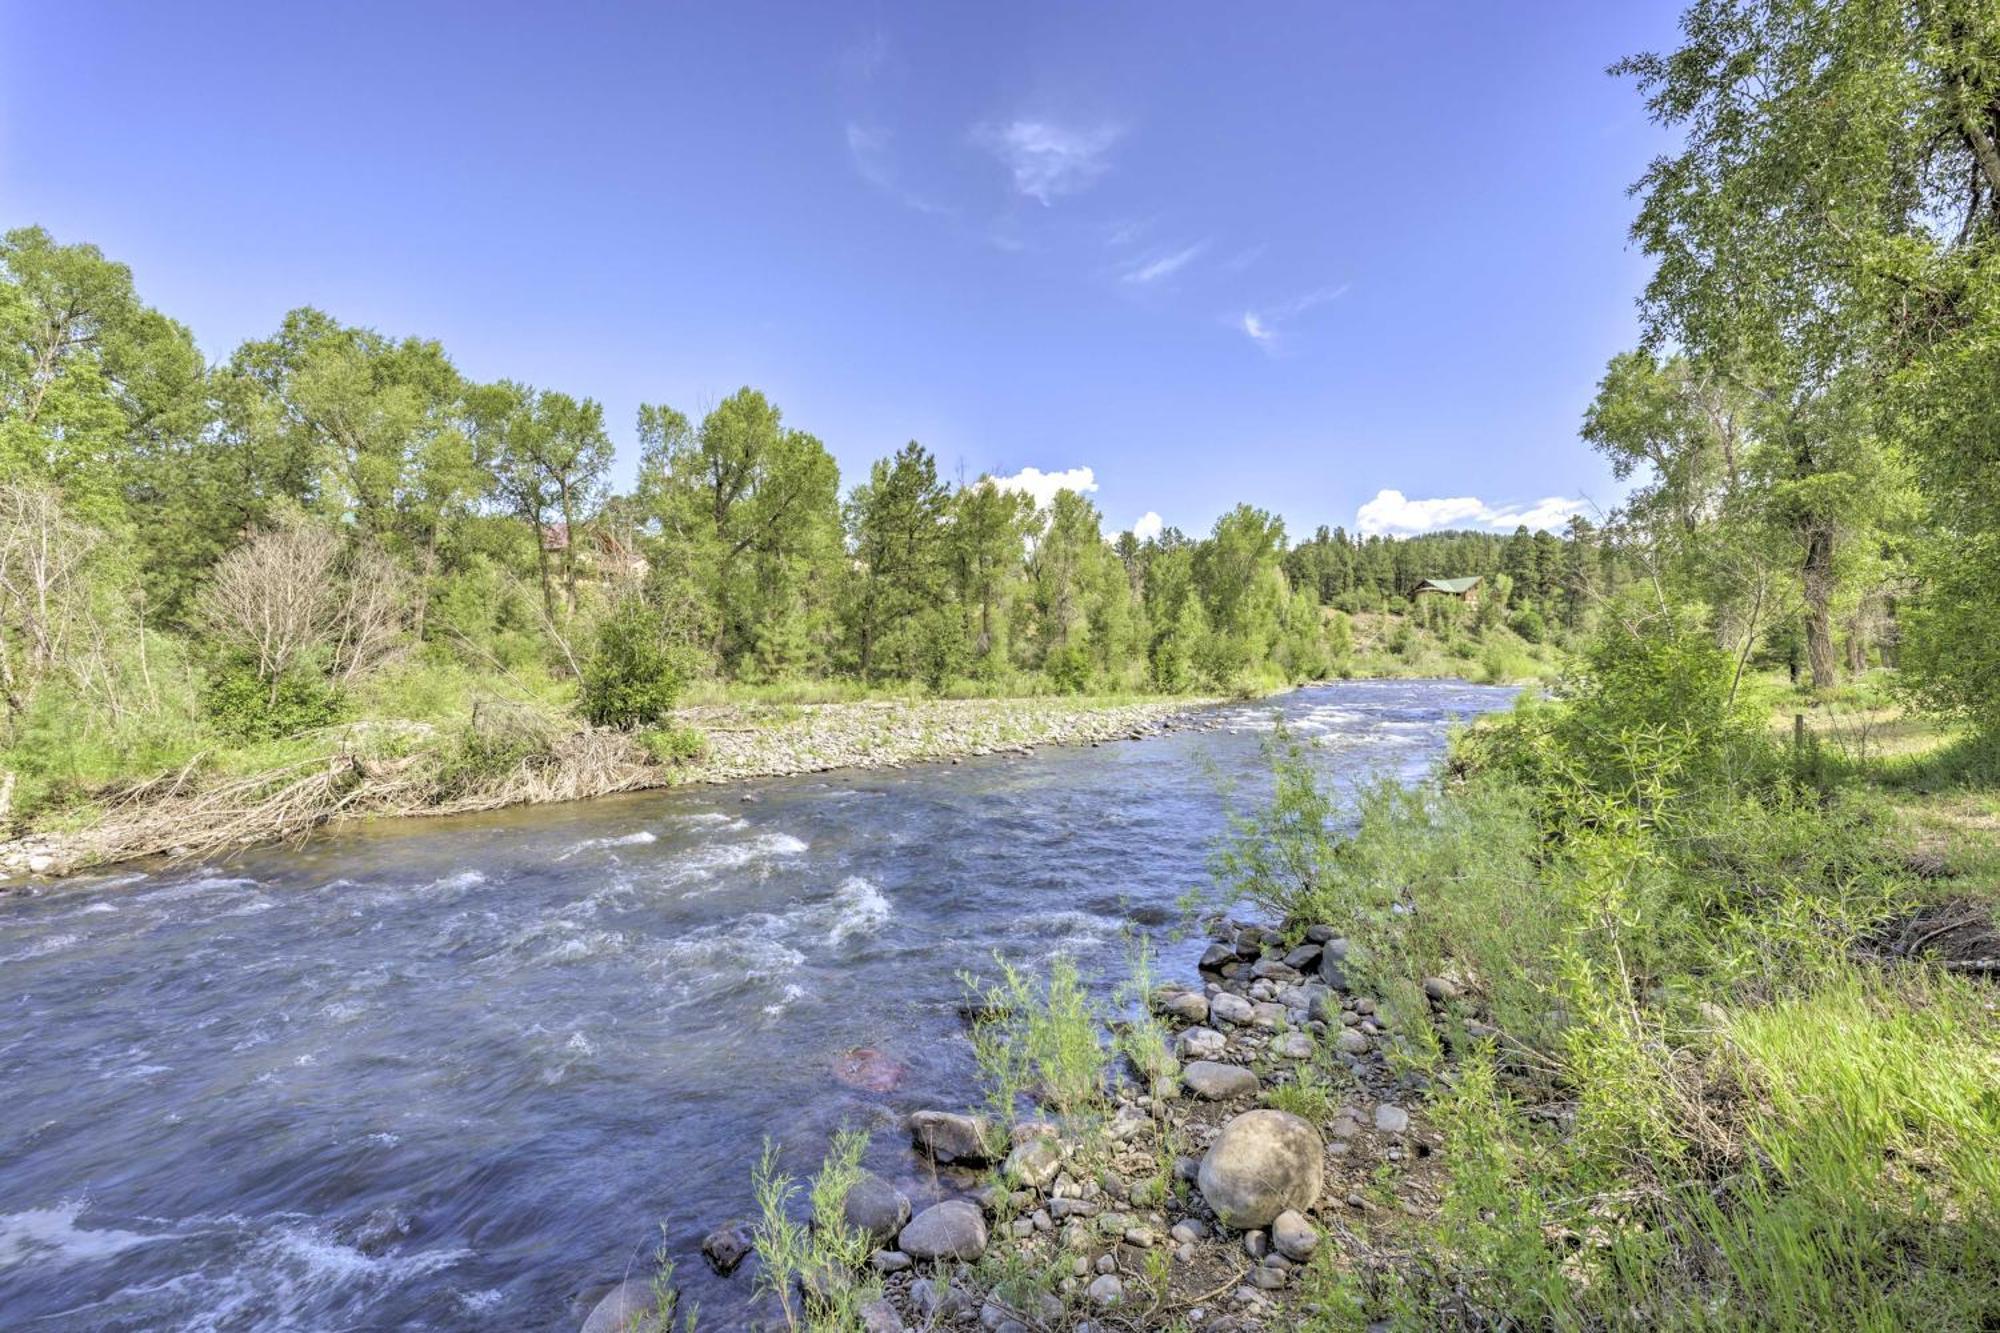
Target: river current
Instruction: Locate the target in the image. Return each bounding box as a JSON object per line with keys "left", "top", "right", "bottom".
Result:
{"left": 0, "top": 679, "right": 1514, "bottom": 1331}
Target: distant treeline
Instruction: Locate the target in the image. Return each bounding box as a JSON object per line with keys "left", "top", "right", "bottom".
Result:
{"left": 0, "top": 224, "right": 1607, "bottom": 781}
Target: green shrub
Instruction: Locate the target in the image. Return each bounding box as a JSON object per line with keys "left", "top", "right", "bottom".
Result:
{"left": 1043, "top": 644, "right": 1091, "bottom": 695}
{"left": 203, "top": 658, "right": 345, "bottom": 742}
{"left": 638, "top": 724, "right": 707, "bottom": 766}
{"left": 965, "top": 953, "right": 1107, "bottom": 1126}
{"left": 579, "top": 597, "right": 691, "bottom": 730}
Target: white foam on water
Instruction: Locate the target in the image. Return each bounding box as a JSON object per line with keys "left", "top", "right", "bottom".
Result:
{"left": 763, "top": 981, "right": 808, "bottom": 1018}
{"left": 1018, "top": 908, "right": 1127, "bottom": 953}
{"left": 669, "top": 831, "right": 809, "bottom": 895}
{"left": 556, "top": 830, "right": 658, "bottom": 860}
{"left": 0, "top": 1200, "right": 176, "bottom": 1269}
{"left": 825, "top": 877, "right": 891, "bottom": 946}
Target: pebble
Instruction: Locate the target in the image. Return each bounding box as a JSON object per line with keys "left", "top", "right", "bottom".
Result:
{"left": 1375, "top": 1103, "right": 1411, "bottom": 1135}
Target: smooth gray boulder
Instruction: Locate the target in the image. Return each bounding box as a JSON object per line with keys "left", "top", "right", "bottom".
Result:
{"left": 832, "top": 1172, "right": 911, "bottom": 1243}
{"left": 1209, "top": 992, "right": 1254, "bottom": 1026}
{"left": 1182, "top": 1060, "right": 1260, "bottom": 1100}
{"left": 899, "top": 1199, "right": 988, "bottom": 1261}
{"left": 1198, "top": 1109, "right": 1325, "bottom": 1229}
{"left": 908, "top": 1109, "right": 993, "bottom": 1164}
{"left": 581, "top": 1278, "right": 658, "bottom": 1333}
{"left": 1272, "top": 1208, "right": 1320, "bottom": 1261}
{"left": 1176, "top": 1025, "right": 1227, "bottom": 1060}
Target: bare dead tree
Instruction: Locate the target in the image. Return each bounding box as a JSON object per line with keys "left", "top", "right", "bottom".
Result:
{"left": 195, "top": 513, "right": 343, "bottom": 703}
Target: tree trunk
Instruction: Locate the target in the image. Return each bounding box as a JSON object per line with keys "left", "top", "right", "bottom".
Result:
{"left": 1801, "top": 525, "right": 1838, "bottom": 689}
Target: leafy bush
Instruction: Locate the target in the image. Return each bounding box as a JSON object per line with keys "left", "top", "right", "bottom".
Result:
{"left": 579, "top": 597, "right": 691, "bottom": 730}
{"left": 1043, "top": 643, "right": 1091, "bottom": 695}
{"left": 203, "top": 657, "right": 345, "bottom": 742}
{"left": 1507, "top": 607, "right": 1547, "bottom": 643}
{"left": 638, "top": 724, "right": 707, "bottom": 765}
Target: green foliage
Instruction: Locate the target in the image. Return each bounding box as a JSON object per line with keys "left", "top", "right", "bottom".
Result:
{"left": 750, "top": 1130, "right": 880, "bottom": 1332}
{"left": 637, "top": 724, "right": 706, "bottom": 766}
{"left": 966, "top": 953, "right": 1108, "bottom": 1126}
{"left": 203, "top": 658, "right": 346, "bottom": 742}
{"left": 579, "top": 598, "right": 690, "bottom": 730}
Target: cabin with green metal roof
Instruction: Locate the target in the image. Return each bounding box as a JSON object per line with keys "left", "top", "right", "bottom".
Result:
{"left": 1408, "top": 575, "right": 1482, "bottom": 605}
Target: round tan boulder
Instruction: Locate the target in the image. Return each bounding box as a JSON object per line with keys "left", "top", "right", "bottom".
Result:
{"left": 1197, "top": 1108, "right": 1324, "bottom": 1229}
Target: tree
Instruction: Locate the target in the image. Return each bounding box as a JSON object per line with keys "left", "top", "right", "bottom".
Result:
{"left": 470, "top": 381, "right": 611, "bottom": 617}
{"left": 950, "top": 479, "right": 1035, "bottom": 670}
{"left": 638, "top": 388, "right": 841, "bottom": 673}
{"left": 846, "top": 441, "right": 951, "bottom": 680}
{"left": 1614, "top": 1, "right": 1968, "bottom": 688}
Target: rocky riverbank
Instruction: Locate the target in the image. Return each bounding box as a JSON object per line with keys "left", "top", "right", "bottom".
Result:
{"left": 672, "top": 695, "right": 1226, "bottom": 785}
{"left": 589, "top": 912, "right": 1451, "bottom": 1332}
{"left": 0, "top": 693, "right": 1222, "bottom": 884}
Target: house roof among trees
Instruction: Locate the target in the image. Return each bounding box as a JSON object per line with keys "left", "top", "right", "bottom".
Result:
{"left": 1412, "top": 576, "right": 1482, "bottom": 594}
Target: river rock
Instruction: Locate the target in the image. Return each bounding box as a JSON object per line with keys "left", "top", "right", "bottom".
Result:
{"left": 1272, "top": 1209, "right": 1320, "bottom": 1261}
{"left": 1374, "top": 1103, "right": 1410, "bottom": 1135}
{"left": 1272, "top": 1030, "right": 1315, "bottom": 1060}
{"left": 1335, "top": 1028, "right": 1369, "bottom": 1055}
{"left": 1283, "top": 943, "right": 1323, "bottom": 971}
{"left": 1424, "top": 976, "right": 1459, "bottom": 1002}
{"left": 833, "top": 1173, "right": 911, "bottom": 1243}
{"left": 700, "top": 1221, "right": 754, "bottom": 1274}
{"left": 1177, "top": 1026, "right": 1227, "bottom": 1060}
{"left": 1004, "top": 1135, "right": 1062, "bottom": 1190}
{"left": 581, "top": 1279, "right": 656, "bottom": 1333}
{"left": 831, "top": 1046, "right": 907, "bottom": 1093}
{"left": 1183, "top": 1060, "right": 1260, "bottom": 1100}
{"left": 1319, "top": 946, "right": 1350, "bottom": 990}
{"left": 1198, "top": 1109, "right": 1325, "bottom": 1229}
{"left": 1157, "top": 989, "right": 1209, "bottom": 1022}
{"left": 1198, "top": 942, "right": 1236, "bottom": 970}
{"left": 1251, "top": 957, "right": 1304, "bottom": 983}
{"left": 899, "top": 1199, "right": 988, "bottom": 1261}
{"left": 909, "top": 1109, "right": 994, "bottom": 1164}
{"left": 1209, "top": 993, "right": 1254, "bottom": 1026}
{"left": 859, "top": 1295, "right": 905, "bottom": 1333}
{"left": 1087, "top": 1273, "right": 1125, "bottom": 1307}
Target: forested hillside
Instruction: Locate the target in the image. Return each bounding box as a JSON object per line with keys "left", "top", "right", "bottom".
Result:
{"left": 0, "top": 225, "right": 1602, "bottom": 834}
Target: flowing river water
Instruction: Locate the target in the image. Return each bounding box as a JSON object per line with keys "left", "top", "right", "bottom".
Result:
{"left": 0, "top": 679, "right": 1515, "bottom": 1331}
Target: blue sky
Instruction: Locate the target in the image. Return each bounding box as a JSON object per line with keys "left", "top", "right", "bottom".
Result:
{"left": 1, "top": 1, "right": 1680, "bottom": 541}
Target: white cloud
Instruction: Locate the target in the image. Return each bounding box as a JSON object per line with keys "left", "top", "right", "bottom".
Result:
{"left": 989, "top": 465, "right": 1098, "bottom": 511}
{"left": 1132, "top": 511, "right": 1164, "bottom": 542}
{"left": 975, "top": 119, "right": 1123, "bottom": 204}
{"left": 1355, "top": 489, "right": 1586, "bottom": 538}
{"left": 1237, "top": 283, "right": 1350, "bottom": 351}
{"left": 1123, "top": 242, "right": 1207, "bottom": 285}
{"left": 845, "top": 121, "right": 950, "bottom": 216}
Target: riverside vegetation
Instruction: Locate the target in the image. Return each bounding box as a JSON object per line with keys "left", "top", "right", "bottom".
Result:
{"left": 0, "top": 222, "right": 1589, "bottom": 875}
{"left": 578, "top": 3, "right": 2000, "bottom": 1328}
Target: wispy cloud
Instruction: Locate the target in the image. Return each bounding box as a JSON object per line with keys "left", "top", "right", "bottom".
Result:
{"left": 1237, "top": 282, "right": 1350, "bottom": 351}
{"left": 1221, "top": 244, "right": 1267, "bottom": 274}
{"left": 845, "top": 121, "right": 950, "bottom": 216}
{"left": 975, "top": 119, "right": 1124, "bottom": 205}
{"left": 1355, "top": 488, "right": 1586, "bottom": 537}
{"left": 1123, "top": 242, "right": 1207, "bottom": 285}
{"left": 988, "top": 464, "right": 1098, "bottom": 510}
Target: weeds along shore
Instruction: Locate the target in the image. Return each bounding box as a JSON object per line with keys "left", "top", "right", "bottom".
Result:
{"left": 592, "top": 626, "right": 2000, "bottom": 1333}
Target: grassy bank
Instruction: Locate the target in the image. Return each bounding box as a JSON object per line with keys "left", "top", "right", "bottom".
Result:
{"left": 1245, "top": 637, "right": 2000, "bottom": 1328}
{"left": 700, "top": 639, "right": 1998, "bottom": 1332}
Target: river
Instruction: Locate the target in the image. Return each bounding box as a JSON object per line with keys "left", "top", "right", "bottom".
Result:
{"left": 0, "top": 679, "right": 1514, "bottom": 1331}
